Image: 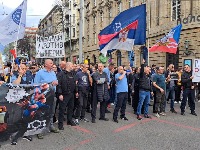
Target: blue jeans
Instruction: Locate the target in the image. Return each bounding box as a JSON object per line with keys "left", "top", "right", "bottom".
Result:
{"left": 166, "top": 87, "right": 175, "bottom": 109}
{"left": 137, "top": 90, "right": 150, "bottom": 115}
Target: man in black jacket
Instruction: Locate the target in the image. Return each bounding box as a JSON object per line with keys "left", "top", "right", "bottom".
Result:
{"left": 180, "top": 64, "right": 197, "bottom": 116}
{"left": 57, "top": 62, "right": 77, "bottom": 130}
{"left": 91, "top": 63, "right": 109, "bottom": 123}
{"left": 136, "top": 60, "right": 153, "bottom": 120}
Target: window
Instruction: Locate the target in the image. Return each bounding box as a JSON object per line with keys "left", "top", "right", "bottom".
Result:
{"left": 108, "top": 8, "right": 112, "bottom": 18}
{"left": 87, "top": 35, "right": 89, "bottom": 43}
{"left": 93, "top": 16, "right": 96, "bottom": 24}
{"left": 73, "top": 14, "right": 75, "bottom": 24}
{"left": 73, "top": 0, "right": 75, "bottom": 10}
{"left": 94, "top": 33, "right": 97, "bottom": 44}
{"left": 100, "top": 13, "right": 103, "bottom": 22}
{"left": 117, "top": 2, "right": 122, "bottom": 14}
{"left": 72, "top": 28, "right": 75, "bottom": 37}
{"left": 172, "top": 0, "right": 181, "bottom": 21}
{"left": 129, "top": 0, "right": 133, "bottom": 8}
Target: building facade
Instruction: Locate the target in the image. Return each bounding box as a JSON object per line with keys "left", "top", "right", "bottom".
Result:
{"left": 84, "top": 0, "right": 200, "bottom": 69}
{"left": 62, "top": 0, "right": 82, "bottom": 64}
{"left": 25, "top": 27, "right": 37, "bottom": 59}
{"left": 148, "top": 0, "right": 200, "bottom": 69}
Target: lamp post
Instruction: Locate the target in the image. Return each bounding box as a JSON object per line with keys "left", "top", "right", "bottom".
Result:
{"left": 79, "top": 0, "right": 84, "bottom": 63}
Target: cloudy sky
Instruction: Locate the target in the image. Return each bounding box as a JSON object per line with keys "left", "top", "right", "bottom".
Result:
{"left": 0, "top": 0, "right": 56, "bottom": 27}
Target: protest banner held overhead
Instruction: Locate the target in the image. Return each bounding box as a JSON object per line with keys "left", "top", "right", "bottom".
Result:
{"left": 36, "top": 33, "right": 65, "bottom": 58}
{"left": 0, "top": 83, "right": 55, "bottom": 143}
{"left": 193, "top": 59, "right": 200, "bottom": 82}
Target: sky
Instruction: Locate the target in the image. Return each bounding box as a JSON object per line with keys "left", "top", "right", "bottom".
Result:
{"left": 0, "top": 0, "right": 56, "bottom": 27}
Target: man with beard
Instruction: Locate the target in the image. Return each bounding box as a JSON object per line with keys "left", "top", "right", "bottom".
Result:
{"left": 180, "top": 64, "right": 197, "bottom": 116}
{"left": 91, "top": 63, "right": 109, "bottom": 123}
{"left": 57, "top": 62, "right": 77, "bottom": 130}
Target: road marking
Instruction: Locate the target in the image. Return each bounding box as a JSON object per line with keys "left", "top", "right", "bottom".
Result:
{"left": 72, "top": 126, "right": 94, "bottom": 134}
{"left": 155, "top": 118, "right": 200, "bottom": 132}
{"left": 65, "top": 138, "right": 94, "bottom": 150}
{"left": 113, "top": 119, "right": 154, "bottom": 133}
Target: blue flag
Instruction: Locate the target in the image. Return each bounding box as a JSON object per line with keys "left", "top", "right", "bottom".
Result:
{"left": 98, "top": 4, "right": 146, "bottom": 56}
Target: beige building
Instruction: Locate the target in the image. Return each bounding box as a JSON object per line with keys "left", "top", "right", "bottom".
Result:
{"left": 62, "top": 0, "right": 81, "bottom": 63}
{"left": 25, "top": 27, "right": 38, "bottom": 59}
{"left": 84, "top": 0, "right": 200, "bottom": 69}
{"left": 148, "top": 0, "right": 200, "bottom": 69}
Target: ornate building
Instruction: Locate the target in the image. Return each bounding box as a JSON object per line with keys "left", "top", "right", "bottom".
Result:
{"left": 148, "top": 0, "right": 200, "bottom": 68}
{"left": 62, "top": 0, "right": 81, "bottom": 63}
{"left": 84, "top": 0, "right": 200, "bottom": 68}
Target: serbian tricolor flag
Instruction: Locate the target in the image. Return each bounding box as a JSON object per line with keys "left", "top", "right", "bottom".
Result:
{"left": 149, "top": 24, "right": 182, "bottom": 54}
{"left": 98, "top": 4, "right": 146, "bottom": 56}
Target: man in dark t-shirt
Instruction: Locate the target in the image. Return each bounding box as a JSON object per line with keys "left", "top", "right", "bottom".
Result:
{"left": 74, "top": 64, "right": 92, "bottom": 125}
{"left": 152, "top": 66, "right": 166, "bottom": 118}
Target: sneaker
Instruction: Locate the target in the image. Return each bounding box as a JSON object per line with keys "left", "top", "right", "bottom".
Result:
{"left": 110, "top": 103, "right": 115, "bottom": 106}
{"left": 67, "top": 121, "right": 76, "bottom": 126}
{"left": 159, "top": 112, "right": 166, "bottom": 116}
{"left": 178, "top": 101, "right": 181, "bottom": 104}
{"left": 113, "top": 118, "right": 118, "bottom": 123}
{"left": 50, "top": 128, "right": 59, "bottom": 133}
{"left": 80, "top": 118, "right": 89, "bottom": 122}
{"left": 74, "top": 119, "right": 79, "bottom": 125}
{"left": 23, "top": 136, "right": 32, "bottom": 141}
{"left": 120, "top": 116, "right": 128, "bottom": 121}
{"left": 11, "top": 141, "right": 17, "bottom": 145}
{"left": 37, "top": 134, "right": 44, "bottom": 139}
{"left": 155, "top": 113, "right": 160, "bottom": 118}
{"left": 144, "top": 115, "right": 152, "bottom": 119}
{"left": 174, "top": 101, "right": 178, "bottom": 104}
{"left": 137, "top": 115, "right": 142, "bottom": 120}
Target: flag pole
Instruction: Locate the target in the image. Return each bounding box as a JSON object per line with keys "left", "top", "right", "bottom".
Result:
{"left": 147, "top": 0, "right": 151, "bottom": 66}
{"left": 14, "top": 0, "right": 27, "bottom": 58}
{"left": 12, "top": 0, "right": 27, "bottom": 72}
{"left": 10, "top": 0, "right": 27, "bottom": 84}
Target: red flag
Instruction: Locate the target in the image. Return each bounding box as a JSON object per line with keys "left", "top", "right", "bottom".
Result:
{"left": 149, "top": 24, "right": 182, "bottom": 54}
{"left": 10, "top": 49, "right": 17, "bottom": 59}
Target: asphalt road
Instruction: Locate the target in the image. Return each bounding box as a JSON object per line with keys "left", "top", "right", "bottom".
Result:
{"left": 1, "top": 101, "right": 200, "bottom": 150}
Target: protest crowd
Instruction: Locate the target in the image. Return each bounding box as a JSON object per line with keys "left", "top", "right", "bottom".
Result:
{"left": 0, "top": 59, "right": 199, "bottom": 145}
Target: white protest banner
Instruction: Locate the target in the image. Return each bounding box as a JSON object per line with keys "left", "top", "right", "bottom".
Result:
{"left": 36, "top": 33, "right": 65, "bottom": 58}
{"left": 193, "top": 59, "right": 200, "bottom": 82}
{"left": 5, "top": 87, "right": 29, "bottom": 103}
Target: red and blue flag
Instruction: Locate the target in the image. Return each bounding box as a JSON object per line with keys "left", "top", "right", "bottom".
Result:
{"left": 98, "top": 4, "right": 146, "bottom": 56}
{"left": 149, "top": 24, "right": 182, "bottom": 54}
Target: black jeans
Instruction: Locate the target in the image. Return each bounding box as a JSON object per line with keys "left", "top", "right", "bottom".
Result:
{"left": 113, "top": 92, "right": 128, "bottom": 119}
{"left": 180, "top": 89, "right": 195, "bottom": 112}
{"left": 175, "top": 85, "right": 182, "bottom": 102}
{"left": 12, "top": 117, "right": 30, "bottom": 142}
{"left": 91, "top": 99, "right": 107, "bottom": 119}
{"left": 75, "top": 90, "right": 88, "bottom": 119}
{"left": 58, "top": 93, "right": 74, "bottom": 127}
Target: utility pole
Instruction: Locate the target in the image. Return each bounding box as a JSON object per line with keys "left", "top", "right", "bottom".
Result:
{"left": 79, "top": 0, "right": 84, "bottom": 63}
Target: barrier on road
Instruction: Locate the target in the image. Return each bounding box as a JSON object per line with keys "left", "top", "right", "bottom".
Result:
{"left": 0, "top": 83, "right": 54, "bottom": 143}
